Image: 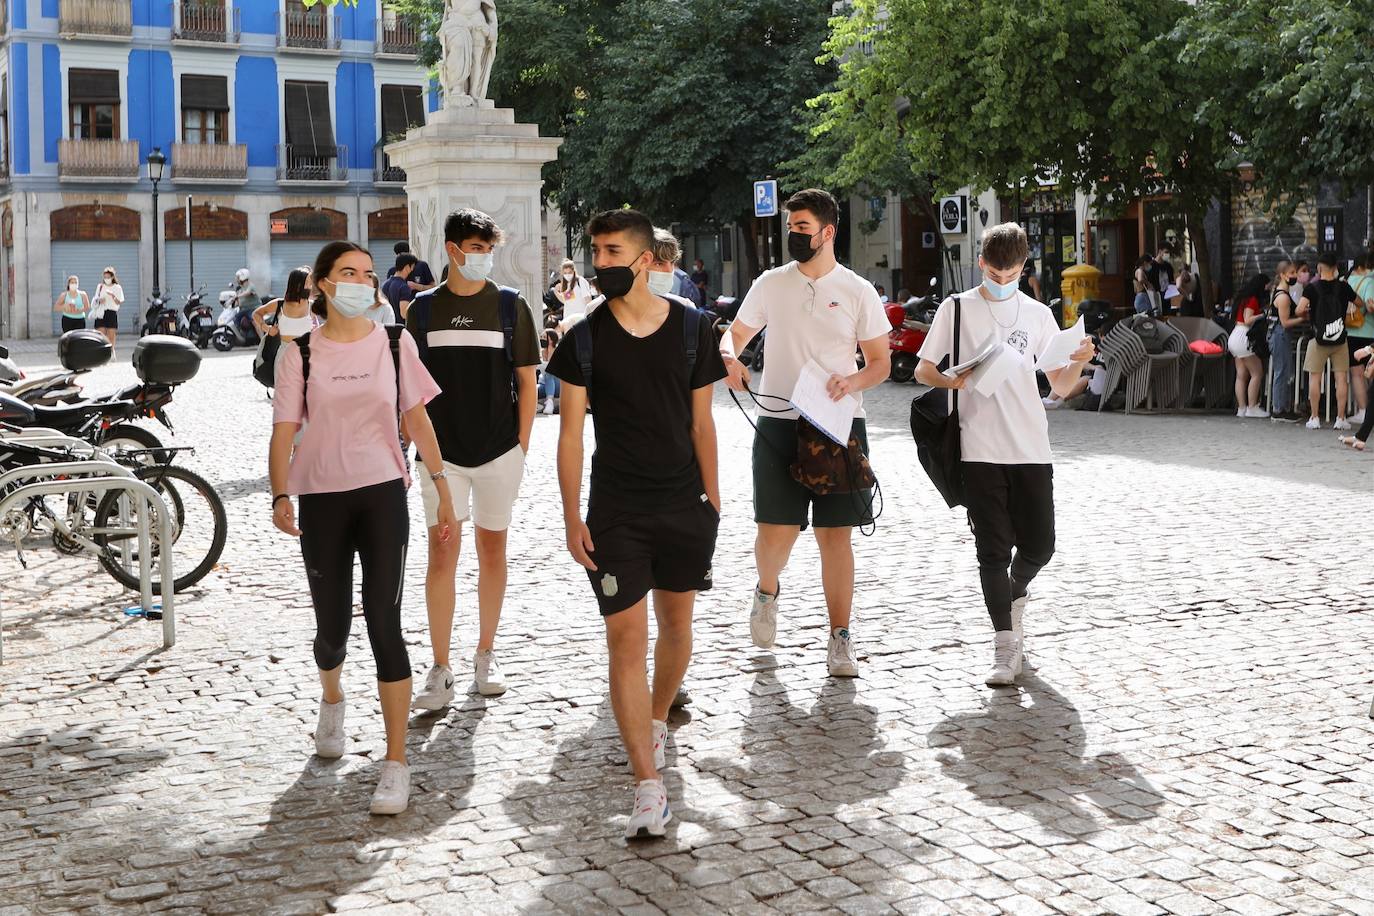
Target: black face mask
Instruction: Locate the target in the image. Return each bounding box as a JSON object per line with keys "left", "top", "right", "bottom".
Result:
{"left": 595, "top": 253, "right": 645, "bottom": 299}
{"left": 788, "top": 230, "right": 821, "bottom": 264}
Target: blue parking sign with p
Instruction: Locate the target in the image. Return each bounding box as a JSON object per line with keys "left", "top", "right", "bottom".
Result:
{"left": 754, "top": 180, "right": 779, "bottom": 218}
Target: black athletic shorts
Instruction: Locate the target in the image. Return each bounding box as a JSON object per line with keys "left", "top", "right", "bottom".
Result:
{"left": 584, "top": 497, "right": 719, "bottom": 616}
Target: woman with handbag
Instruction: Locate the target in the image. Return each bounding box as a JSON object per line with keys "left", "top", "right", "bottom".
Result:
{"left": 92, "top": 267, "right": 125, "bottom": 347}
{"left": 269, "top": 241, "right": 454, "bottom": 815}
{"left": 253, "top": 267, "right": 316, "bottom": 388}
{"left": 1227, "top": 273, "right": 1269, "bottom": 419}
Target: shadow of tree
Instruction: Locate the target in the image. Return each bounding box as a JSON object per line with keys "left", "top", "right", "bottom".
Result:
{"left": 927, "top": 671, "right": 1165, "bottom": 837}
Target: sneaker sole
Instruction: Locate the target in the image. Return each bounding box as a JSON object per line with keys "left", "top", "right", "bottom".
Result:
{"left": 369, "top": 799, "right": 408, "bottom": 816}
{"left": 410, "top": 695, "right": 453, "bottom": 712}
{"left": 625, "top": 807, "right": 672, "bottom": 839}
{"left": 828, "top": 664, "right": 859, "bottom": 678}
{"left": 749, "top": 618, "right": 776, "bottom": 649}
{"left": 984, "top": 675, "right": 1018, "bottom": 687}
{"left": 475, "top": 683, "right": 508, "bottom": 697}
{"left": 314, "top": 743, "right": 344, "bottom": 759}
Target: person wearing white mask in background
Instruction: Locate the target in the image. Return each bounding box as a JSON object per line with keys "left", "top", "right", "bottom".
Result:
{"left": 405, "top": 209, "right": 540, "bottom": 706}
{"left": 92, "top": 267, "right": 125, "bottom": 347}
{"left": 556, "top": 259, "right": 597, "bottom": 332}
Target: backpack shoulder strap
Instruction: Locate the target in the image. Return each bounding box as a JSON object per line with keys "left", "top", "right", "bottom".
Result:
{"left": 409, "top": 288, "right": 434, "bottom": 362}
{"left": 498, "top": 286, "right": 520, "bottom": 403}
{"left": 572, "top": 315, "right": 595, "bottom": 412}
{"left": 682, "top": 303, "right": 701, "bottom": 378}
{"left": 385, "top": 324, "right": 403, "bottom": 410}
{"left": 952, "top": 297, "right": 961, "bottom": 415}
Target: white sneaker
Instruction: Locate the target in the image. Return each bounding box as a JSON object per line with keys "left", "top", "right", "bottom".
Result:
{"left": 749, "top": 587, "right": 779, "bottom": 648}
{"left": 1246, "top": 406, "right": 1270, "bottom": 418}
{"left": 671, "top": 686, "right": 691, "bottom": 708}
{"left": 369, "top": 761, "right": 410, "bottom": 815}
{"left": 1352, "top": 410, "right": 1366, "bottom": 425}
{"left": 411, "top": 664, "right": 455, "bottom": 711}
{"left": 314, "top": 698, "right": 345, "bottom": 759}
{"left": 1334, "top": 417, "right": 1352, "bottom": 430}
{"left": 624, "top": 779, "right": 671, "bottom": 839}
{"left": 541, "top": 399, "right": 556, "bottom": 416}
{"left": 827, "top": 627, "right": 859, "bottom": 677}
{"left": 1010, "top": 593, "right": 1029, "bottom": 658}
{"left": 1043, "top": 397, "right": 1063, "bottom": 410}
{"left": 474, "top": 650, "right": 507, "bottom": 696}
{"left": 985, "top": 631, "right": 1023, "bottom": 687}
{"left": 653, "top": 719, "right": 668, "bottom": 771}
{"left": 1306, "top": 417, "right": 1322, "bottom": 430}
{"left": 1237, "top": 407, "right": 1247, "bottom": 418}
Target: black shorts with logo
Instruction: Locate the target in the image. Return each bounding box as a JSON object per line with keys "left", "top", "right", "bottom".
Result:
{"left": 584, "top": 496, "right": 719, "bottom": 616}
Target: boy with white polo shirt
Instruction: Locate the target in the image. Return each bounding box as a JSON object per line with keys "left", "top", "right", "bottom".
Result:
{"left": 914, "top": 222, "right": 1095, "bottom": 687}
{"left": 722, "top": 188, "right": 891, "bottom": 678}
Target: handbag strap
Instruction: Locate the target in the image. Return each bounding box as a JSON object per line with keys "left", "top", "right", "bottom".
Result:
{"left": 952, "top": 296, "right": 961, "bottom": 419}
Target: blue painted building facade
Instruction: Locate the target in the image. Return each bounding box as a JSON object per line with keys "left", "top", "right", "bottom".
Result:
{"left": 0, "top": 0, "right": 437, "bottom": 337}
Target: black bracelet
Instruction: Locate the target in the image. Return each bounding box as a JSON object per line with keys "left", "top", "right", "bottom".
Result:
{"left": 272, "top": 494, "right": 289, "bottom": 506}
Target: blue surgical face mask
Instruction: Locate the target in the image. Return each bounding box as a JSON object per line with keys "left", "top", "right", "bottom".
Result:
{"left": 982, "top": 276, "right": 1019, "bottom": 300}
{"left": 327, "top": 280, "right": 376, "bottom": 318}
{"left": 647, "top": 269, "right": 675, "bottom": 296}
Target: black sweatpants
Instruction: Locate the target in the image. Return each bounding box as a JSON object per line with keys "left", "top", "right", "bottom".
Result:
{"left": 298, "top": 478, "right": 411, "bottom": 683}
{"left": 962, "top": 462, "right": 1055, "bottom": 632}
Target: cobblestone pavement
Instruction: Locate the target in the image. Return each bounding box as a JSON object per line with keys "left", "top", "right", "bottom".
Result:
{"left": 2, "top": 346, "right": 1373, "bottom": 916}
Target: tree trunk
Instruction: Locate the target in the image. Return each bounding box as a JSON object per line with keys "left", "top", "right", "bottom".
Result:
{"left": 1188, "top": 211, "right": 1215, "bottom": 320}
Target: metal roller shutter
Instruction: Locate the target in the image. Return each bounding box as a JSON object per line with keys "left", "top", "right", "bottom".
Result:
{"left": 49, "top": 241, "right": 142, "bottom": 337}
{"left": 270, "top": 241, "right": 326, "bottom": 299}
{"left": 370, "top": 239, "right": 404, "bottom": 277}
{"left": 164, "top": 240, "right": 247, "bottom": 304}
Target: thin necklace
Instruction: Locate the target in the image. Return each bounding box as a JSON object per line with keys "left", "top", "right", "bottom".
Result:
{"left": 984, "top": 290, "right": 1021, "bottom": 329}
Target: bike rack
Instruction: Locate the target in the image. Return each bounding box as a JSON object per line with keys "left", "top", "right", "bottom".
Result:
{"left": 0, "top": 461, "right": 176, "bottom": 663}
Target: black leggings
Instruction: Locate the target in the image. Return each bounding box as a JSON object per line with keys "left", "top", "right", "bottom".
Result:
{"left": 1358, "top": 408, "right": 1374, "bottom": 444}
{"left": 298, "top": 478, "right": 411, "bottom": 683}
{"left": 963, "top": 463, "right": 1056, "bottom": 631}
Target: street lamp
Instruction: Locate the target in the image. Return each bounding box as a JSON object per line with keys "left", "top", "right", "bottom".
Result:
{"left": 147, "top": 148, "right": 166, "bottom": 304}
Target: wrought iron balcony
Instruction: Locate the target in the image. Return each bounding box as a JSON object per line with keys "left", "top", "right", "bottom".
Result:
{"left": 276, "top": 144, "right": 348, "bottom": 184}
{"left": 57, "top": 139, "right": 141, "bottom": 181}
{"left": 59, "top": 0, "right": 133, "bottom": 38}
{"left": 171, "top": 143, "right": 248, "bottom": 183}
{"left": 375, "top": 149, "right": 406, "bottom": 184}
{"left": 377, "top": 15, "right": 420, "bottom": 56}
{"left": 173, "top": 1, "right": 241, "bottom": 43}
{"left": 276, "top": 9, "right": 340, "bottom": 51}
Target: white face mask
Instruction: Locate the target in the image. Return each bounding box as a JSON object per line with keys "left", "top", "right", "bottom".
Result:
{"left": 68, "top": 283, "right": 79, "bottom": 291}
{"left": 647, "top": 269, "right": 675, "bottom": 296}
{"left": 457, "top": 251, "right": 495, "bottom": 282}
{"left": 327, "top": 281, "right": 376, "bottom": 318}
{"left": 563, "top": 272, "right": 575, "bottom": 281}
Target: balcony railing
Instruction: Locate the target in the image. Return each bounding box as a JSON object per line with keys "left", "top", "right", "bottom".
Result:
{"left": 171, "top": 142, "right": 248, "bottom": 183}
{"left": 173, "top": 2, "right": 241, "bottom": 43}
{"left": 374, "top": 150, "right": 406, "bottom": 184}
{"left": 59, "top": 0, "right": 133, "bottom": 38}
{"left": 277, "top": 144, "right": 347, "bottom": 183}
{"left": 377, "top": 16, "right": 420, "bottom": 55}
{"left": 58, "top": 139, "right": 141, "bottom": 181}
{"left": 276, "top": 10, "right": 340, "bottom": 50}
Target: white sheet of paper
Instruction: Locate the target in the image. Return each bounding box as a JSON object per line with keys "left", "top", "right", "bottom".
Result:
{"left": 967, "top": 343, "right": 1021, "bottom": 397}
{"left": 790, "top": 360, "right": 859, "bottom": 445}
{"left": 944, "top": 336, "right": 1001, "bottom": 378}
{"left": 1035, "top": 316, "right": 1086, "bottom": 372}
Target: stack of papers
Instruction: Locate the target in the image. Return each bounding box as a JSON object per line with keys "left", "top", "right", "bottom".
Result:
{"left": 943, "top": 336, "right": 1019, "bottom": 398}
{"left": 1035, "top": 317, "right": 1087, "bottom": 372}
{"left": 790, "top": 360, "right": 859, "bottom": 445}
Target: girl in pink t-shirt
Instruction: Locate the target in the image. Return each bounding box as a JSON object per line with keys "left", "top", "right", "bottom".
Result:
{"left": 268, "top": 241, "right": 456, "bottom": 817}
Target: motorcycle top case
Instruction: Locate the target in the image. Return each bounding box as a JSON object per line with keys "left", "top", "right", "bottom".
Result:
{"left": 132, "top": 335, "right": 202, "bottom": 385}
{"left": 58, "top": 329, "right": 114, "bottom": 372}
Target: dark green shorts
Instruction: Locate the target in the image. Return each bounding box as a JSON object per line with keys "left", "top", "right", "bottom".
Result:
{"left": 752, "top": 416, "right": 874, "bottom": 530}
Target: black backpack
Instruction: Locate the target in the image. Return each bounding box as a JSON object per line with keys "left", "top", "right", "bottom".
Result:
{"left": 409, "top": 285, "right": 522, "bottom": 403}
{"left": 571, "top": 296, "right": 702, "bottom": 412}
{"left": 1308, "top": 280, "right": 1348, "bottom": 345}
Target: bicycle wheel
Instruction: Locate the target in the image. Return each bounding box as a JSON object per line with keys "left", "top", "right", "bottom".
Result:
{"left": 99, "top": 424, "right": 164, "bottom": 466}
{"left": 92, "top": 464, "right": 227, "bottom": 594}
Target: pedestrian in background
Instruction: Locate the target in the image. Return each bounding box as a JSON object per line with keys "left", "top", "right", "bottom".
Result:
{"left": 253, "top": 266, "right": 316, "bottom": 347}
{"left": 537, "top": 328, "right": 561, "bottom": 415}
{"left": 690, "top": 258, "right": 709, "bottom": 303}
{"left": 1019, "top": 257, "right": 1042, "bottom": 302}
{"left": 556, "top": 259, "right": 596, "bottom": 331}
{"left": 1298, "top": 252, "right": 1362, "bottom": 430}
{"left": 53, "top": 275, "right": 91, "bottom": 333}
{"left": 1343, "top": 253, "right": 1374, "bottom": 426}
{"left": 389, "top": 240, "right": 435, "bottom": 292}
{"left": 1267, "top": 259, "right": 1303, "bottom": 421}
{"left": 1133, "top": 255, "right": 1156, "bottom": 314}
{"left": 269, "top": 241, "right": 452, "bottom": 816}
{"left": 1227, "top": 273, "right": 1269, "bottom": 418}
{"left": 383, "top": 254, "right": 418, "bottom": 318}
{"left": 92, "top": 267, "right": 124, "bottom": 347}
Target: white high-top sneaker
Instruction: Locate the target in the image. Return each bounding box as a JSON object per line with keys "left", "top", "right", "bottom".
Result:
{"left": 985, "top": 631, "right": 1023, "bottom": 687}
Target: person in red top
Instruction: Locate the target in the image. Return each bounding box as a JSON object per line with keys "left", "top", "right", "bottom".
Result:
{"left": 1227, "top": 274, "right": 1270, "bottom": 418}
{"left": 269, "top": 241, "right": 456, "bottom": 817}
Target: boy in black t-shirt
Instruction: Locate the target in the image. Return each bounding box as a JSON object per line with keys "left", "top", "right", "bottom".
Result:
{"left": 547, "top": 210, "right": 725, "bottom": 839}
{"left": 1297, "top": 252, "right": 1364, "bottom": 430}
{"left": 407, "top": 209, "right": 540, "bottom": 707}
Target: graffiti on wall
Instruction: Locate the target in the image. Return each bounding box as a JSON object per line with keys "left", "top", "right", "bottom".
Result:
{"left": 1231, "top": 191, "right": 1318, "bottom": 288}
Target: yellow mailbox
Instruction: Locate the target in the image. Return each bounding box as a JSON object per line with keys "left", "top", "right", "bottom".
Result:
{"left": 1059, "top": 264, "right": 1101, "bottom": 329}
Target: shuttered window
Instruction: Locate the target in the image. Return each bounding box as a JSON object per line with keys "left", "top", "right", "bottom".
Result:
{"left": 379, "top": 84, "right": 425, "bottom": 143}
{"left": 181, "top": 75, "right": 229, "bottom": 145}
{"left": 69, "top": 69, "right": 120, "bottom": 140}
{"left": 283, "top": 81, "right": 335, "bottom": 156}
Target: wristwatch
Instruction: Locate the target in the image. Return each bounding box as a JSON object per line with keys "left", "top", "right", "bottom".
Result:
{"left": 430, "top": 470, "right": 448, "bottom": 482}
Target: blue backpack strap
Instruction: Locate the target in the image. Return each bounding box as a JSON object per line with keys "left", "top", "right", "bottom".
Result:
{"left": 572, "top": 316, "right": 595, "bottom": 412}
{"left": 497, "top": 286, "right": 520, "bottom": 403}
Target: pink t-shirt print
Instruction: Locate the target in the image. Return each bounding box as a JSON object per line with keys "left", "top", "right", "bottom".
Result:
{"left": 273, "top": 324, "right": 441, "bottom": 496}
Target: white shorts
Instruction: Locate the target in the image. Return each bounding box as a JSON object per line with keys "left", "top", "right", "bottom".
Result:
{"left": 1228, "top": 324, "right": 1254, "bottom": 359}
{"left": 419, "top": 445, "right": 525, "bottom": 531}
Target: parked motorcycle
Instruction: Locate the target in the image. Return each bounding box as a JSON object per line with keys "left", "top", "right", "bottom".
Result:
{"left": 140, "top": 292, "right": 186, "bottom": 338}
{"left": 888, "top": 278, "right": 938, "bottom": 383}
{"left": 0, "top": 345, "right": 19, "bottom": 385}
{"left": 182, "top": 286, "right": 216, "bottom": 348}
{"left": 208, "top": 289, "right": 260, "bottom": 352}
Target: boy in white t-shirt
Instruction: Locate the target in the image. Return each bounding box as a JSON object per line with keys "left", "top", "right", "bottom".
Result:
{"left": 722, "top": 189, "right": 892, "bottom": 678}
{"left": 915, "top": 223, "right": 1095, "bottom": 687}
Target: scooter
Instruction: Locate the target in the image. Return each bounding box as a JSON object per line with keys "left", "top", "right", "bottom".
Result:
{"left": 208, "top": 290, "right": 260, "bottom": 352}
{"left": 141, "top": 292, "right": 186, "bottom": 338}
{"left": 183, "top": 286, "right": 216, "bottom": 348}
{"left": 888, "top": 278, "right": 938, "bottom": 383}
{"left": 0, "top": 345, "right": 19, "bottom": 385}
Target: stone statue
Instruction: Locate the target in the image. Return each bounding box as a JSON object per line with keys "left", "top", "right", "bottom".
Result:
{"left": 439, "top": 0, "right": 498, "bottom": 107}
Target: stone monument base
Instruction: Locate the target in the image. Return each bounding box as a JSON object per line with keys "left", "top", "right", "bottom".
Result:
{"left": 384, "top": 107, "right": 562, "bottom": 306}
